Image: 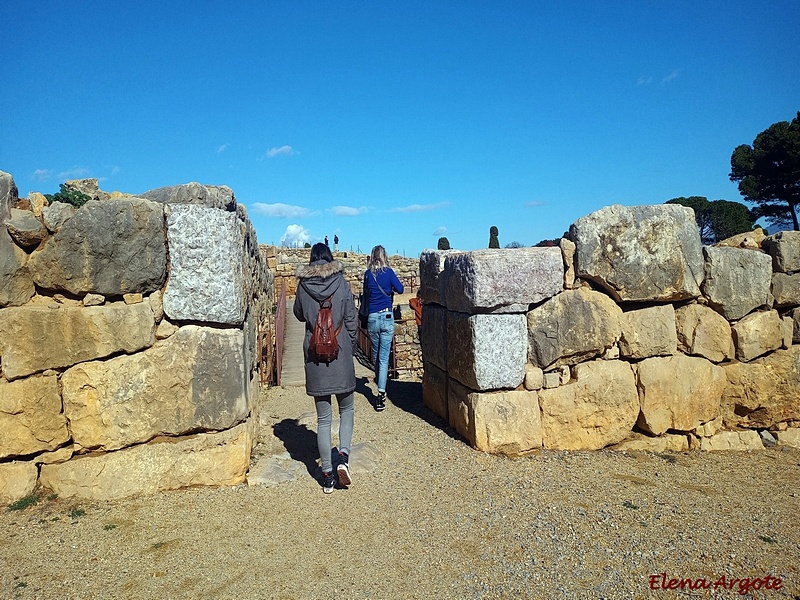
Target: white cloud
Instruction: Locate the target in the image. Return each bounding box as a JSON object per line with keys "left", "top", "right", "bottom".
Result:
{"left": 280, "top": 224, "right": 311, "bottom": 248}
{"left": 636, "top": 76, "right": 653, "bottom": 86}
{"left": 217, "top": 143, "right": 230, "bottom": 154}
{"left": 32, "top": 169, "right": 53, "bottom": 181}
{"left": 252, "top": 202, "right": 310, "bottom": 218}
{"left": 433, "top": 226, "right": 447, "bottom": 235}
{"left": 267, "top": 145, "right": 295, "bottom": 158}
{"left": 525, "top": 201, "right": 547, "bottom": 207}
{"left": 390, "top": 201, "right": 449, "bottom": 213}
{"left": 110, "top": 166, "right": 121, "bottom": 176}
{"left": 57, "top": 167, "right": 91, "bottom": 180}
{"left": 661, "top": 69, "right": 680, "bottom": 85}
{"left": 330, "top": 205, "right": 368, "bottom": 216}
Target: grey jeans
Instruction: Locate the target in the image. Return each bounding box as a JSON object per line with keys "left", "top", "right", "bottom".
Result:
{"left": 314, "top": 392, "right": 354, "bottom": 473}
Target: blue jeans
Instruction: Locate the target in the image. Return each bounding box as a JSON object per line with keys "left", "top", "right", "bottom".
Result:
{"left": 368, "top": 311, "right": 395, "bottom": 393}
{"left": 315, "top": 393, "right": 354, "bottom": 473}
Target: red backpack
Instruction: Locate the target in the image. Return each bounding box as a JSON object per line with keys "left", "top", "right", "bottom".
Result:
{"left": 309, "top": 294, "right": 343, "bottom": 363}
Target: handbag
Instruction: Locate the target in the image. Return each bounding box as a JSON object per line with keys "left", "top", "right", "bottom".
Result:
{"left": 358, "top": 273, "right": 370, "bottom": 328}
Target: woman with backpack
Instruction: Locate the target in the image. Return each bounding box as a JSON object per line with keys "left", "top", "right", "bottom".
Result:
{"left": 362, "top": 245, "right": 404, "bottom": 411}
{"left": 293, "top": 243, "right": 358, "bottom": 494}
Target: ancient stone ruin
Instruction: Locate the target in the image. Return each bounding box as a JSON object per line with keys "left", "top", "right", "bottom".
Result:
{"left": 0, "top": 171, "right": 273, "bottom": 504}
{"left": 419, "top": 204, "right": 800, "bottom": 455}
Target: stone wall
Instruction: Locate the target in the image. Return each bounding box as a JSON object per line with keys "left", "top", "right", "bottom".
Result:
{"left": 420, "top": 204, "right": 800, "bottom": 455}
{"left": 0, "top": 172, "right": 274, "bottom": 504}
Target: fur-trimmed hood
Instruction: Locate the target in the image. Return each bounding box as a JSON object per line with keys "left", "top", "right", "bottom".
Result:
{"left": 295, "top": 260, "right": 346, "bottom": 302}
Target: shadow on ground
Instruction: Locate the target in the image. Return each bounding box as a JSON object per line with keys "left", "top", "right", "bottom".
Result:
{"left": 385, "top": 378, "right": 464, "bottom": 442}
{"left": 271, "top": 419, "right": 319, "bottom": 478}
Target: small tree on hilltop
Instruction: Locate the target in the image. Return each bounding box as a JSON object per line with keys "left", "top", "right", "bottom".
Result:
{"left": 437, "top": 237, "right": 451, "bottom": 250}
{"left": 488, "top": 226, "right": 499, "bottom": 248}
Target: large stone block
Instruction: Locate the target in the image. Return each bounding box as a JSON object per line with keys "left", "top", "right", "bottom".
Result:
{"left": 442, "top": 247, "right": 563, "bottom": 313}
{"left": 539, "top": 359, "right": 638, "bottom": 450}
{"left": 636, "top": 354, "right": 725, "bottom": 435}
{"left": 764, "top": 230, "right": 800, "bottom": 273}
{"left": 469, "top": 389, "right": 542, "bottom": 455}
{"left": 140, "top": 182, "right": 237, "bottom": 211}
{"left": 619, "top": 304, "right": 677, "bottom": 359}
{"left": 447, "top": 377, "right": 472, "bottom": 440}
{"left": 447, "top": 312, "right": 527, "bottom": 391}
{"left": 0, "top": 226, "right": 34, "bottom": 307}
{"left": 0, "top": 301, "right": 155, "bottom": 380}
{"left": 421, "top": 361, "right": 448, "bottom": 421}
{"left": 61, "top": 325, "right": 247, "bottom": 451}
{"left": 775, "top": 429, "right": 800, "bottom": 449}
{"left": 0, "top": 375, "right": 69, "bottom": 459}
{"left": 41, "top": 201, "right": 76, "bottom": 233}
{"left": 701, "top": 246, "right": 772, "bottom": 321}
{"left": 731, "top": 310, "right": 783, "bottom": 362}
{"left": 418, "top": 249, "right": 462, "bottom": 306}
{"left": 28, "top": 198, "right": 167, "bottom": 296}
{"left": 0, "top": 461, "right": 38, "bottom": 506}
{"left": 163, "top": 204, "right": 245, "bottom": 325}
{"left": 700, "top": 430, "right": 763, "bottom": 451}
{"left": 569, "top": 204, "right": 704, "bottom": 302}
{"left": 419, "top": 303, "right": 448, "bottom": 371}
{"left": 721, "top": 346, "right": 800, "bottom": 428}
{"left": 39, "top": 420, "right": 254, "bottom": 500}
{"left": 6, "top": 208, "right": 47, "bottom": 247}
{"left": 771, "top": 272, "right": 800, "bottom": 308}
{"left": 675, "top": 303, "right": 734, "bottom": 363}
{"left": 527, "top": 287, "right": 622, "bottom": 369}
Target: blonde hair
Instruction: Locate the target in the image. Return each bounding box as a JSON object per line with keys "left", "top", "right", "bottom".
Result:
{"left": 368, "top": 245, "right": 389, "bottom": 274}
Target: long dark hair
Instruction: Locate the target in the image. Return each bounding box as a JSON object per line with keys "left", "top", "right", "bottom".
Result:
{"left": 310, "top": 242, "right": 333, "bottom": 263}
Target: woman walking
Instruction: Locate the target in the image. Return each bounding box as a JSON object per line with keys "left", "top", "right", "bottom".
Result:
{"left": 293, "top": 243, "right": 358, "bottom": 493}
{"left": 363, "top": 245, "right": 404, "bottom": 411}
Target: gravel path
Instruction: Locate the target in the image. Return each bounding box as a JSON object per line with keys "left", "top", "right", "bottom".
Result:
{"left": 2, "top": 376, "right": 799, "bottom": 599}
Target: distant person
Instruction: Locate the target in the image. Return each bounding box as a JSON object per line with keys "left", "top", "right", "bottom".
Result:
{"left": 324, "top": 235, "right": 329, "bottom": 248}
{"left": 363, "top": 245, "right": 404, "bottom": 411}
{"left": 334, "top": 234, "right": 339, "bottom": 252}
{"left": 293, "top": 243, "right": 358, "bottom": 493}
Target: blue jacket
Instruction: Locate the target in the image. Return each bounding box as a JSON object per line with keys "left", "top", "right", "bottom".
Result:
{"left": 365, "top": 268, "right": 404, "bottom": 313}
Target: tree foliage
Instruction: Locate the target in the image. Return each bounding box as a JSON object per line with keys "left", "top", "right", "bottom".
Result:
{"left": 730, "top": 111, "right": 800, "bottom": 230}
{"left": 666, "top": 196, "right": 754, "bottom": 244}
{"left": 44, "top": 183, "right": 91, "bottom": 208}
{"left": 534, "top": 238, "right": 561, "bottom": 247}
{"left": 488, "top": 226, "right": 499, "bottom": 248}
{"left": 437, "top": 236, "right": 451, "bottom": 250}
{"left": 505, "top": 241, "right": 524, "bottom": 248}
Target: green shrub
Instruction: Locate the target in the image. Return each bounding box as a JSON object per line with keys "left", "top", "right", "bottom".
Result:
{"left": 44, "top": 183, "right": 91, "bottom": 208}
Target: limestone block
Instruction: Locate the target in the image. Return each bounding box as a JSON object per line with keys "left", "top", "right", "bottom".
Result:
{"left": 619, "top": 304, "right": 677, "bottom": 359}
{"left": 528, "top": 287, "right": 622, "bottom": 369}
{"left": 693, "top": 416, "right": 723, "bottom": 437}
{"left": 27, "top": 191, "right": 49, "bottom": 218}
{"left": 0, "top": 226, "right": 34, "bottom": 307}
{"left": 447, "top": 312, "right": 527, "bottom": 391}
{"left": 148, "top": 289, "right": 164, "bottom": 322}
{"left": 6, "top": 208, "right": 48, "bottom": 247}
{"left": 609, "top": 433, "right": 690, "bottom": 452}
{"left": 764, "top": 230, "right": 800, "bottom": 273}
{"left": 39, "top": 420, "right": 254, "bottom": 501}
{"left": 636, "top": 354, "right": 725, "bottom": 435}
{"left": 163, "top": 204, "right": 245, "bottom": 325}
{"left": 421, "top": 362, "right": 448, "bottom": 421}
{"left": 543, "top": 371, "right": 561, "bottom": 389}
{"left": 0, "top": 375, "right": 69, "bottom": 459}
{"left": 0, "top": 302, "right": 155, "bottom": 380}
{"left": 722, "top": 346, "right": 800, "bottom": 428}
{"left": 33, "top": 445, "right": 74, "bottom": 465}
{"left": 61, "top": 325, "right": 247, "bottom": 451}
{"left": 771, "top": 272, "right": 800, "bottom": 308}
{"left": 418, "top": 249, "right": 462, "bottom": 306}
{"left": 569, "top": 204, "right": 704, "bottom": 302}
{"left": 140, "top": 182, "right": 237, "bottom": 211}
{"left": 0, "top": 461, "right": 38, "bottom": 506}
{"left": 419, "top": 303, "right": 448, "bottom": 371}
{"left": 731, "top": 310, "right": 783, "bottom": 362}
{"left": 700, "top": 430, "right": 763, "bottom": 451}
{"left": 442, "top": 247, "right": 563, "bottom": 313}
{"left": 41, "top": 201, "right": 76, "bottom": 233}
{"left": 539, "top": 359, "right": 638, "bottom": 450}
{"left": 782, "top": 316, "right": 793, "bottom": 349}
{"left": 675, "top": 303, "right": 734, "bottom": 363}
{"left": 83, "top": 293, "right": 105, "bottom": 306}
{"left": 524, "top": 364, "right": 544, "bottom": 391}
{"left": 469, "top": 389, "right": 542, "bottom": 455}
{"left": 701, "top": 246, "right": 772, "bottom": 320}
{"left": 28, "top": 198, "right": 167, "bottom": 296}
{"left": 447, "top": 378, "right": 472, "bottom": 440}
{"left": 123, "top": 293, "right": 143, "bottom": 304}
{"left": 716, "top": 227, "right": 767, "bottom": 249}
{"left": 560, "top": 238, "right": 576, "bottom": 288}
{"left": 775, "top": 428, "right": 800, "bottom": 449}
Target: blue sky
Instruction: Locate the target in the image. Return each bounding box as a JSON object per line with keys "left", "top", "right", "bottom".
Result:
{"left": 2, "top": 1, "right": 798, "bottom": 257}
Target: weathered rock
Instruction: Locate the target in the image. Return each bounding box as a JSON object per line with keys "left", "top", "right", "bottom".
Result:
{"left": 619, "top": 304, "right": 677, "bottom": 359}
{"left": 33, "top": 445, "right": 74, "bottom": 465}
{"left": 701, "top": 246, "right": 772, "bottom": 320}
{"left": 140, "top": 182, "right": 237, "bottom": 211}
{"left": 0, "top": 226, "right": 34, "bottom": 308}
{"left": 764, "top": 230, "right": 800, "bottom": 273}
{"left": 0, "top": 375, "right": 69, "bottom": 459}
{"left": 759, "top": 430, "right": 777, "bottom": 447}
{"left": 82, "top": 293, "right": 105, "bottom": 306}
{"left": 148, "top": 289, "right": 164, "bottom": 322}
{"left": 422, "top": 362, "right": 448, "bottom": 421}
{"left": 155, "top": 319, "right": 179, "bottom": 339}
{"left": 636, "top": 354, "right": 725, "bottom": 435}
{"left": 29, "top": 198, "right": 167, "bottom": 295}
{"left": 418, "top": 249, "right": 462, "bottom": 306}
{"left": 700, "top": 430, "right": 763, "bottom": 451}
{"left": 0, "top": 461, "right": 38, "bottom": 506}
{"left": 442, "top": 247, "right": 563, "bottom": 313}
{"left": 675, "top": 303, "right": 734, "bottom": 363}
{"left": 775, "top": 428, "right": 800, "bottom": 449}
{"left": 447, "top": 312, "right": 527, "bottom": 390}
{"left": 792, "top": 308, "right": 800, "bottom": 344}
{"left": 560, "top": 238, "right": 577, "bottom": 289}
{"left": 539, "top": 359, "right": 638, "bottom": 450}
{"left": 41, "top": 201, "right": 76, "bottom": 232}
{"left": 64, "top": 178, "right": 109, "bottom": 202}
{"left": 715, "top": 227, "right": 766, "bottom": 249}
{"left": 527, "top": 287, "right": 622, "bottom": 369}
{"left": 781, "top": 316, "right": 793, "bottom": 349}
{"left": 693, "top": 416, "right": 723, "bottom": 437}
{"left": 27, "top": 192, "right": 49, "bottom": 218}
{"left": 39, "top": 420, "right": 255, "bottom": 500}
{"left": 163, "top": 204, "right": 245, "bottom": 325}
{"left": 447, "top": 378, "right": 472, "bottom": 440}
{"left": 771, "top": 272, "right": 800, "bottom": 308}
{"left": 609, "top": 432, "right": 690, "bottom": 452}
{"left": 123, "top": 293, "right": 143, "bottom": 304}
{"left": 1, "top": 170, "right": 19, "bottom": 221}
{"left": 419, "top": 303, "right": 448, "bottom": 371}
{"left": 6, "top": 208, "right": 48, "bottom": 247}
{"left": 569, "top": 204, "right": 704, "bottom": 302}
{"left": 731, "top": 310, "right": 783, "bottom": 362}
{"left": 721, "top": 346, "right": 800, "bottom": 428}
{"left": 543, "top": 371, "right": 561, "bottom": 389}
{"left": 0, "top": 301, "right": 155, "bottom": 380}
{"left": 61, "top": 326, "right": 247, "bottom": 451}
{"left": 469, "top": 389, "right": 542, "bottom": 454}
{"left": 524, "top": 364, "right": 544, "bottom": 391}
